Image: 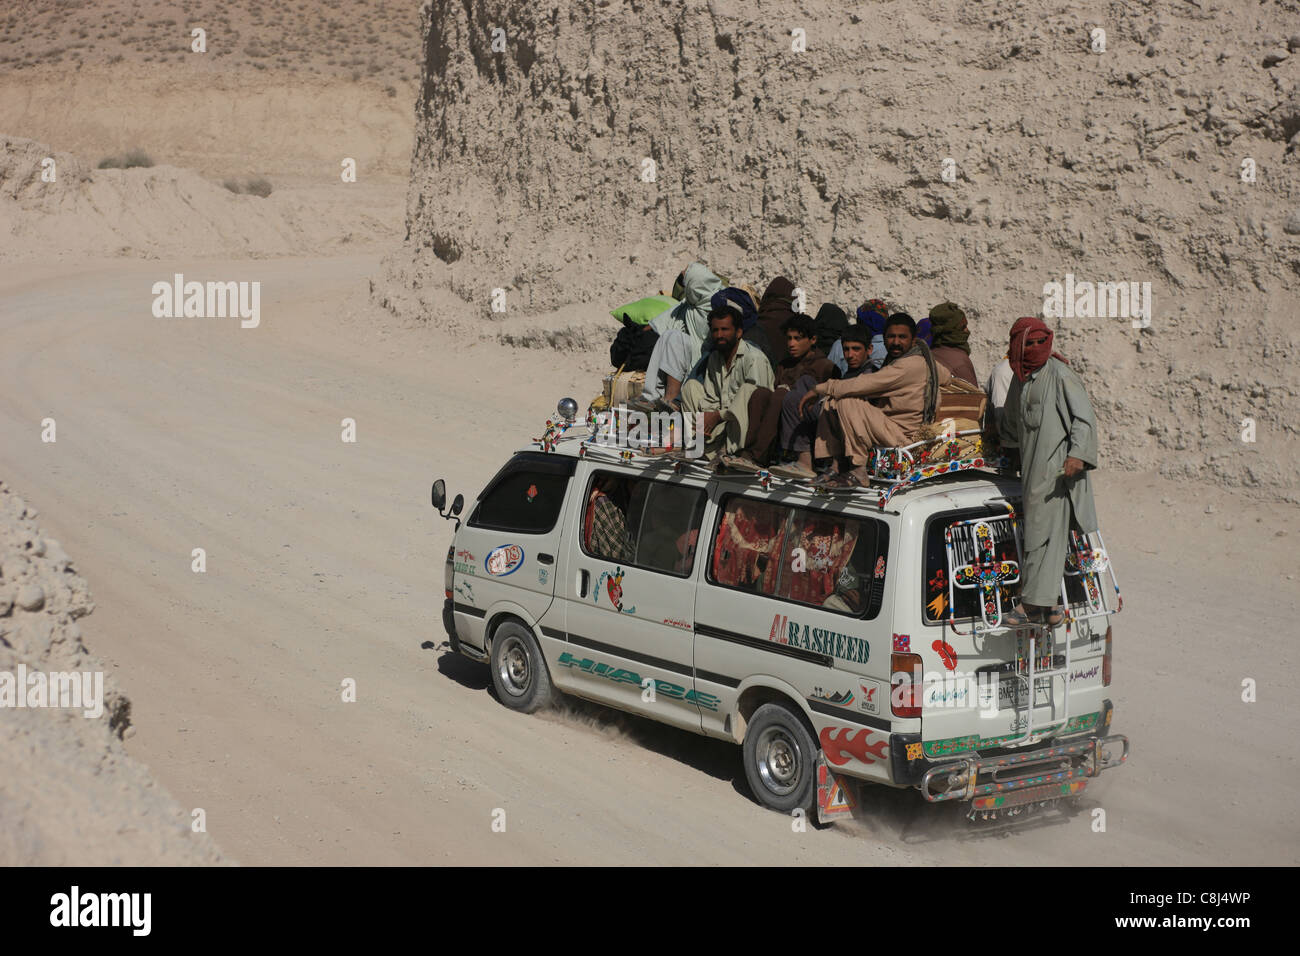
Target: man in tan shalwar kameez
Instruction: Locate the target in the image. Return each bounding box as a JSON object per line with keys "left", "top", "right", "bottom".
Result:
{"left": 679, "top": 302, "right": 774, "bottom": 457}
{"left": 800, "top": 314, "right": 950, "bottom": 483}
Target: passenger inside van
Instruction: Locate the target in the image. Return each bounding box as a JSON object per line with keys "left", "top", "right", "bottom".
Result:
{"left": 584, "top": 474, "right": 633, "bottom": 562}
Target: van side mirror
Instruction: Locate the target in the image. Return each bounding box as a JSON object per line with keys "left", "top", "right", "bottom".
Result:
{"left": 431, "top": 479, "right": 446, "bottom": 511}
{"left": 451, "top": 494, "right": 464, "bottom": 516}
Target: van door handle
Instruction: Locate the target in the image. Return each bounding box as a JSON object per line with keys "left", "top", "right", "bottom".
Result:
{"left": 578, "top": 569, "right": 589, "bottom": 599}
{"left": 538, "top": 553, "right": 554, "bottom": 565}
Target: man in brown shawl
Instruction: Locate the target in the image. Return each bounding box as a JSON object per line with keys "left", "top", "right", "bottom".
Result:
{"left": 754, "top": 276, "right": 797, "bottom": 366}
{"left": 928, "top": 301, "right": 979, "bottom": 386}
{"left": 800, "top": 313, "right": 951, "bottom": 485}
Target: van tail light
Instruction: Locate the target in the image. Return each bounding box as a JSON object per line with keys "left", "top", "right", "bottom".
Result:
{"left": 445, "top": 545, "right": 455, "bottom": 599}
{"left": 1102, "top": 625, "right": 1113, "bottom": 687}
{"left": 891, "top": 652, "right": 924, "bottom": 718}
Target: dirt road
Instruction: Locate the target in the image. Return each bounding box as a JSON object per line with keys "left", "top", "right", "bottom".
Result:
{"left": 2, "top": 255, "right": 1294, "bottom": 865}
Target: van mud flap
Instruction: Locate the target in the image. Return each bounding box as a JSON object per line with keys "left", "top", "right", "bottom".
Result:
{"left": 920, "top": 734, "right": 1129, "bottom": 819}
{"left": 814, "top": 751, "right": 856, "bottom": 825}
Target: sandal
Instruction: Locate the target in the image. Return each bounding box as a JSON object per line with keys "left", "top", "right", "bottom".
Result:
{"left": 769, "top": 462, "right": 817, "bottom": 480}
{"left": 816, "top": 471, "right": 864, "bottom": 489}
{"left": 719, "top": 453, "right": 762, "bottom": 474}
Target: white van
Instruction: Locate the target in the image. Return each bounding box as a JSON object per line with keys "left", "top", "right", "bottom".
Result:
{"left": 432, "top": 414, "right": 1128, "bottom": 823}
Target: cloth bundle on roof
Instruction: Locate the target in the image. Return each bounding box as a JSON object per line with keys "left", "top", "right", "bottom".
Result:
{"left": 611, "top": 295, "right": 678, "bottom": 326}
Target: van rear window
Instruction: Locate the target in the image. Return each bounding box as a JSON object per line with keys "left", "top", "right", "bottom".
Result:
{"left": 707, "top": 495, "right": 888, "bottom": 619}
{"left": 923, "top": 509, "right": 1020, "bottom": 622}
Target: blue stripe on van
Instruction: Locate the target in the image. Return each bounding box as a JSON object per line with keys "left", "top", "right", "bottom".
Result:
{"left": 566, "top": 632, "right": 694, "bottom": 680}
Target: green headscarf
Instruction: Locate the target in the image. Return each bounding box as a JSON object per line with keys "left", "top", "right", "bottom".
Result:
{"left": 928, "top": 302, "right": 971, "bottom": 354}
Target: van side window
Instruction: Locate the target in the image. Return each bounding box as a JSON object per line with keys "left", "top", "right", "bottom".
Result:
{"left": 581, "top": 472, "right": 707, "bottom": 577}
{"left": 709, "top": 496, "right": 889, "bottom": 619}
{"left": 468, "top": 452, "right": 574, "bottom": 534}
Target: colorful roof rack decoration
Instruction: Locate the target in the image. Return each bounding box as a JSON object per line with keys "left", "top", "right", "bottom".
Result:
{"left": 533, "top": 401, "right": 1015, "bottom": 506}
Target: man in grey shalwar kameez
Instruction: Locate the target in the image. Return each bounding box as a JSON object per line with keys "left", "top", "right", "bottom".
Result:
{"left": 998, "top": 316, "right": 1099, "bottom": 627}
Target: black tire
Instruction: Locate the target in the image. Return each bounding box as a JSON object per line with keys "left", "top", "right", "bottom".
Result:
{"left": 489, "top": 620, "right": 554, "bottom": 713}
{"left": 742, "top": 702, "right": 817, "bottom": 813}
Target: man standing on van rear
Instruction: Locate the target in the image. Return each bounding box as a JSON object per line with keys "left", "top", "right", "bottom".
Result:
{"left": 998, "top": 317, "right": 1100, "bottom": 628}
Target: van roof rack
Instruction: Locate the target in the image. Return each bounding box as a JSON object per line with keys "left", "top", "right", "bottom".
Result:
{"left": 532, "top": 406, "right": 1014, "bottom": 508}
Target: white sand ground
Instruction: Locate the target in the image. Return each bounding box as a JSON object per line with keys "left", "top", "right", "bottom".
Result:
{"left": 1, "top": 254, "right": 1295, "bottom": 865}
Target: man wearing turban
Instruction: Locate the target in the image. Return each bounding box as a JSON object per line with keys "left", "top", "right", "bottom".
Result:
{"left": 999, "top": 317, "right": 1100, "bottom": 627}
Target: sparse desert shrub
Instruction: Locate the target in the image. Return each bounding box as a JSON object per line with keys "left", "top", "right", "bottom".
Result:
{"left": 222, "top": 179, "right": 242, "bottom": 194}
{"left": 122, "top": 149, "right": 154, "bottom": 168}
{"left": 97, "top": 156, "right": 124, "bottom": 169}
{"left": 244, "top": 177, "right": 273, "bottom": 198}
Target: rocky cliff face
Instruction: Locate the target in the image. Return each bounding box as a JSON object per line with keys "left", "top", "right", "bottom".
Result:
{"left": 384, "top": 0, "right": 1300, "bottom": 496}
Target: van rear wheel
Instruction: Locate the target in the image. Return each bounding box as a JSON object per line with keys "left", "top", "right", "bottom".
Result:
{"left": 743, "top": 703, "right": 816, "bottom": 814}
{"left": 489, "top": 621, "right": 554, "bottom": 713}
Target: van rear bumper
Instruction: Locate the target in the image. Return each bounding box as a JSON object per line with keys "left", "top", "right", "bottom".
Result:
{"left": 919, "top": 733, "right": 1129, "bottom": 806}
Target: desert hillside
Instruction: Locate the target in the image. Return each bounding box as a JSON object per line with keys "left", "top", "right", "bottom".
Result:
{"left": 0, "top": 0, "right": 420, "bottom": 181}
{"left": 383, "top": 0, "right": 1300, "bottom": 498}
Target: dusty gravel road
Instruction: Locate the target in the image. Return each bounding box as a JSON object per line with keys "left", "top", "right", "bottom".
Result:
{"left": 2, "top": 255, "right": 1295, "bottom": 865}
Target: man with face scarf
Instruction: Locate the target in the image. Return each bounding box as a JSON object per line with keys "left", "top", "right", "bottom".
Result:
{"left": 998, "top": 316, "right": 1099, "bottom": 628}
{"left": 640, "top": 262, "right": 724, "bottom": 402}
{"left": 928, "top": 302, "right": 979, "bottom": 386}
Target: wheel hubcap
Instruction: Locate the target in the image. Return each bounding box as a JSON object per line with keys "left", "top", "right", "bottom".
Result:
{"left": 498, "top": 636, "right": 531, "bottom": 697}
{"left": 756, "top": 726, "right": 802, "bottom": 796}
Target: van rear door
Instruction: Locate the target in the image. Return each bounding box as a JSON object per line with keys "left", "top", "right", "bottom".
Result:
{"left": 914, "top": 505, "right": 1111, "bottom": 760}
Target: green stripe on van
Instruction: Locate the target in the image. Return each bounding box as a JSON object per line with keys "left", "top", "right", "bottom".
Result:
{"left": 923, "top": 711, "right": 1100, "bottom": 758}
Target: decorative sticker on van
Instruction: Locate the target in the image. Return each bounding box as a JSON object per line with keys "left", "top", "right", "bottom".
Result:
{"left": 593, "top": 567, "right": 636, "bottom": 614}
{"left": 809, "top": 687, "right": 855, "bottom": 707}
{"left": 453, "top": 549, "right": 478, "bottom": 577}
{"left": 892, "top": 633, "right": 911, "bottom": 652}
{"left": 485, "top": 544, "right": 525, "bottom": 576}
{"left": 819, "top": 727, "right": 889, "bottom": 766}
{"left": 874, "top": 555, "right": 886, "bottom": 578}
{"left": 933, "top": 639, "right": 958, "bottom": 671}
{"left": 526, "top": 483, "right": 539, "bottom": 502}
{"left": 454, "top": 580, "right": 476, "bottom": 604}
{"left": 926, "top": 569, "right": 947, "bottom": 618}
{"left": 858, "top": 679, "right": 884, "bottom": 716}
{"left": 555, "top": 651, "right": 719, "bottom": 711}
{"left": 767, "top": 614, "right": 869, "bottom": 664}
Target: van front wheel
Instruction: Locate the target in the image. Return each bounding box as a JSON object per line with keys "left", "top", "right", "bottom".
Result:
{"left": 743, "top": 703, "right": 816, "bottom": 814}
{"left": 489, "top": 621, "right": 554, "bottom": 713}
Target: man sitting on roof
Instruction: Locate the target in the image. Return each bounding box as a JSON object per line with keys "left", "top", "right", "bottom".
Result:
{"left": 767, "top": 324, "right": 874, "bottom": 480}
{"left": 640, "top": 262, "right": 723, "bottom": 402}
{"left": 799, "top": 313, "right": 951, "bottom": 487}
{"left": 678, "top": 290, "right": 775, "bottom": 458}
{"left": 928, "top": 301, "right": 979, "bottom": 386}
{"left": 721, "top": 312, "right": 836, "bottom": 471}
